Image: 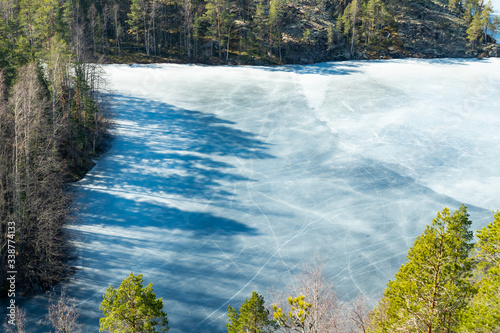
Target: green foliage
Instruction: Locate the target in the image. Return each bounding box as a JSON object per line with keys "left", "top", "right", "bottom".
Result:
{"left": 13, "top": 0, "right": 491, "bottom": 64}
{"left": 19, "top": 0, "right": 59, "bottom": 52}
{"left": 466, "top": 12, "right": 482, "bottom": 44}
{"left": 361, "top": 0, "right": 390, "bottom": 44}
{"left": 327, "top": 24, "right": 335, "bottom": 49}
{"left": 227, "top": 291, "right": 275, "bottom": 333}
{"left": 100, "top": 272, "right": 169, "bottom": 333}
{"left": 251, "top": 0, "right": 268, "bottom": 57}
{"left": 0, "top": 18, "right": 17, "bottom": 84}
{"left": 370, "top": 206, "right": 475, "bottom": 332}
{"left": 0, "top": 0, "right": 109, "bottom": 295}
{"left": 460, "top": 211, "right": 500, "bottom": 331}
{"left": 202, "top": 0, "right": 234, "bottom": 58}
{"left": 302, "top": 29, "right": 312, "bottom": 43}
{"left": 464, "top": 0, "right": 496, "bottom": 47}
{"left": 273, "top": 295, "right": 312, "bottom": 331}
{"left": 127, "top": 0, "right": 144, "bottom": 42}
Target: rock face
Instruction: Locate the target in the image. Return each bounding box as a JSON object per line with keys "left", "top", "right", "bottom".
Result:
{"left": 483, "top": 44, "right": 500, "bottom": 57}
{"left": 100, "top": 0, "right": 498, "bottom": 65}
{"left": 270, "top": 0, "right": 498, "bottom": 64}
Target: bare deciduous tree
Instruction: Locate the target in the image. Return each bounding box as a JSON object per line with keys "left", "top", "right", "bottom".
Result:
{"left": 271, "top": 258, "right": 371, "bottom": 333}
{"left": 2, "top": 307, "right": 27, "bottom": 333}
{"left": 46, "top": 289, "right": 81, "bottom": 333}
{"left": 0, "top": 71, "right": 13, "bottom": 284}
{"left": 9, "top": 63, "right": 71, "bottom": 290}
{"left": 349, "top": 294, "right": 370, "bottom": 333}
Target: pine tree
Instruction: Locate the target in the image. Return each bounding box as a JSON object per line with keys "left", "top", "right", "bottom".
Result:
{"left": 369, "top": 206, "right": 475, "bottom": 333}
{"left": 227, "top": 291, "right": 275, "bottom": 333}
{"left": 99, "top": 272, "right": 169, "bottom": 333}
{"left": 480, "top": 1, "right": 494, "bottom": 41}
{"left": 490, "top": 15, "right": 500, "bottom": 40}
{"left": 127, "top": 0, "right": 145, "bottom": 50}
{"left": 268, "top": 0, "right": 283, "bottom": 61}
{"left": 361, "top": 0, "right": 388, "bottom": 44}
{"left": 327, "top": 24, "right": 335, "bottom": 50}
{"left": 340, "top": 0, "right": 361, "bottom": 57}
{"left": 203, "top": 0, "right": 233, "bottom": 58}
{"left": 252, "top": 0, "right": 267, "bottom": 59}
{"left": 460, "top": 211, "right": 500, "bottom": 331}
{"left": 467, "top": 11, "right": 482, "bottom": 48}
{"left": 272, "top": 295, "right": 313, "bottom": 332}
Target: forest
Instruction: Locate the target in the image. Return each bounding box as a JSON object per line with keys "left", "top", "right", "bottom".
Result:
{"left": 54, "top": 0, "right": 500, "bottom": 63}
{"left": 1, "top": 0, "right": 496, "bottom": 67}
{"left": 0, "top": 0, "right": 109, "bottom": 295}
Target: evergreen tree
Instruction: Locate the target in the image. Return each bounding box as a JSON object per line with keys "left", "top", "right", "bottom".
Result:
{"left": 273, "top": 295, "right": 313, "bottom": 332}
{"left": 99, "top": 272, "right": 169, "bottom": 333}
{"left": 460, "top": 211, "right": 500, "bottom": 331}
{"left": 466, "top": 11, "right": 482, "bottom": 48}
{"left": 127, "top": 0, "right": 146, "bottom": 50}
{"left": 227, "top": 291, "right": 275, "bottom": 333}
{"left": 361, "top": 0, "right": 388, "bottom": 44}
{"left": 268, "top": 0, "right": 283, "bottom": 61}
{"left": 369, "top": 206, "right": 475, "bottom": 333}
{"left": 480, "top": 1, "right": 494, "bottom": 41}
{"left": 491, "top": 15, "right": 500, "bottom": 40}
{"left": 202, "top": 0, "right": 233, "bottom": 58}
{"left": 252, "top": 0, "right": 268, "bottom": 59}
{"left": 340, "top": 0, "right": 361, "bottom": 56}
{"left": 327, "top": 24, "right": 335, "bottom": 50}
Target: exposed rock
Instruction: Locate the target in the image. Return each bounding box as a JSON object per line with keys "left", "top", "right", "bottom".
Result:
{"left": 482, "top": 44, "right": 500, "bottom": 57}
{"left": 273, "top": 0, "right": 499, "bottom": 63}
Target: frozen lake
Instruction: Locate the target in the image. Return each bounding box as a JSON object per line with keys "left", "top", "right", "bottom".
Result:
{"left": 12, "top": 58, "right": 500, "bottom": 332}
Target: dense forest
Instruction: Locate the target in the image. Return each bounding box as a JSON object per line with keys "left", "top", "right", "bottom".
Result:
{"left": 11, "top": 0, "right": 497, "bottom": 65}
{"left": 0, "top": 0, "right": 109, "bottom": 294}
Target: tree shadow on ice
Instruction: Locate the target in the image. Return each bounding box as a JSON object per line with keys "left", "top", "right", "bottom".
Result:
{"left": 76, "top": 94, "right": 274, "bottom": 235}
{"left": 41, "top": 225, "right": 250, "bottom": 332}
{"left": 78, "top": 189, "right": 258, "bottom": 236}
{"left": 259, "top": 62, "right": 362, "bottom": 76}
{"left": 60, "top": 94, "right": 277, "bottom": 331}
{"left": 420, "top": 58, "right": 482, "bottom": 65}
{"left": 112, "top": 94, "right": 274, "bottom": 159}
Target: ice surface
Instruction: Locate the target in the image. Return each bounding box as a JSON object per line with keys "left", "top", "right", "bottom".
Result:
{"left": 8, "top": 59, "right": 500, "bottom": 332}
{"left": 493, "top": 0, "right": 500, "bottom": 14}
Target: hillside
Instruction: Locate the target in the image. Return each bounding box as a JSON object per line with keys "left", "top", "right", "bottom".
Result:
{"left": 80, "top": 0, "right": 500, "bottom": 65}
